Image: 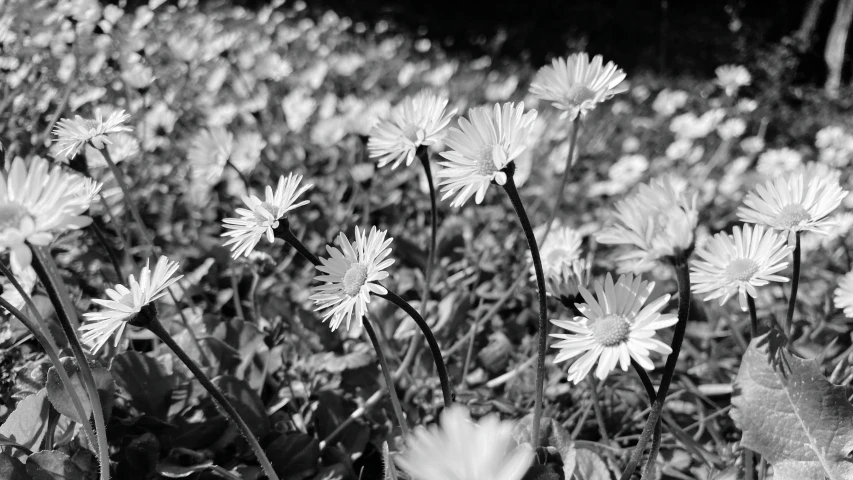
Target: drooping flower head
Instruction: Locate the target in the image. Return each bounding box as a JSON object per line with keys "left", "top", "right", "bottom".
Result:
{"left": 715, "top": 65, "right": 751, "bottom": 96}
{"left": 80, "top": 256, "right": 183, "bottom": 353}
{"left": 396, "top": 405, "right": 534, "bottom": 480}
{"left": 551, "top": 273, "right": 677, "bottom": 384}
{"left": 52, "top": 108, "right": 132, "bottom": 161}
{"left": 596, "top": 175, "right": 698, "bottom": 272}
{"left": 437, "top": 102, "right": 537, "bottom": 207}
{"left": 529, "top": 53, "right": 627, "bottom": 121}
{"left": 691, "top": 224, "right": 793, "bottom": 311}
{"left": 222, "top": 173, "right": 313, "bottom": 258}
{"left": 738, "top": 169, "right": 847, "bottom": 236}
{"left": 834, "top": 271, "right": 853, "bottom": 318}
{"left": 310, "top": 226, "right": 394, "bottom": 331}
{"left": 0, "top": 157, "right": 99, "bottom": 270}
{"left": 368, "top": 91, "right": 457, "bottom": 169}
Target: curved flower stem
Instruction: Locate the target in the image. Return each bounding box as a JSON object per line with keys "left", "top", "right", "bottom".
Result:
{"left": 619, "top": 260, "right": 691, "bottom": 480}
{"left": 276, "top": 223, "right": 453, "bottom": 408}
{"left": 785, "top": 232, "right": 801, "bottom": 336}
{"left": 0, "top": 291, "right": 98, "bottom": 451}
{"left": 543, "top": 117, "right": 580, "bottom": 240}
{"left": 416, "top": 146, "right": 438, "bottom": 320}
{"left": 747, "top": 295, "right": 758, "bottom": 339}
{"left": 631, "top": 360, "right": 662, "bottom": 480}
{"left": 30, "top": 247, "right": 110, "bottom": 480}
{"left": 142, "top": 312, "right": 280, "bottom": 480}
{"left": 362, "top": 316, "right": 410, "bottom": 438}
{"left": 500, "top": 163, "right": 548, "bottom": 451}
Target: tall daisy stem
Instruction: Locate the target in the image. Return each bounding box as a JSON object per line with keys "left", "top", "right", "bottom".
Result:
{"left": 140, "top": 310, "right": 280, "bottom": 480}
{"left": 416, "top": 146, "right": 438, "bottom": 319}
{"left": 500, "top": 163, "right": 548, "bottom": 451}
{"left": 276, "top": 223, "right": 453, "bottom": 408}
{"left": 99, "top": 145, "right": 153, "bottom": 247}
{"left": 619, "top": 259, "right": 691, "bottom": 480}
{"left": 30, "top": 247, "right": 111, "bottom": 480}
{"left": 747, "top": 296, "right": 758, "bottom": 339}
{"left": 362, "top": 316, "right": 410, "bottom": 437}
{"left": 631, "top": 360, "right": 662, "bottom": 480}
{"left": 543, "top": 117, "right": 580, "bottom": 239}
{"left": 785, "top": 232, "right": 801, "bottom": 336}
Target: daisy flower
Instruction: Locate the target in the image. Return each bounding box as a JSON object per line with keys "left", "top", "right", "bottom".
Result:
{"left": 551, "top": 273, "right": 677, "bottom": 383}
{"left": 834, "top": 271, "right": 853, "bottom": 318}
{"left": 310, "top": 226, "right": 394, "bottom": 331}
{"left": 756, "top": 148, "right": 802, "bottom": 177}
{"left": 691, "top": 224, "right": 793, "bottom": 311}
{"left": 367, "top": 91, "right": 457, "bottom": 169}
{"left": 52, "top": 108, "right": 132, "bottom": 161}
{"left": 188, "top": 126, "right": 234, "bottom": 184}
{"left": 80, "top": 256, "right": 183, "bottom": 353}
{"left": 84, "top": 132, "right": 140, "bottom": 168}
{"left": 715, "top": 65, "right": 751, "bottom": 96}
{"left": 396, "top": 405, "right": 534, "bottom": 480}
{"left": 596, "top": 175, "right": 699, "bottom": 272}
{"left": 529, "top": 53, "right": 627, "bottom": 121}
{"left": 738, "top": 170, "right": 847, "bottom": 235}
{"left": 651, "top": 88, "right": 688, "bottom": 117}
{"left": 534, "top": 223, "right": 582, "bottom": 279}
{"left": 436, "top": 102, "right": 537, "bottom": 207}
{"left": 222, "top": 173, "right": 313, "bottom": 258}
{"left": 0, "top": 157, "right": 97, "bottom": 270}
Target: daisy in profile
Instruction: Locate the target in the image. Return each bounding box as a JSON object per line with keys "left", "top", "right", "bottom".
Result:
{"left": 84, "top": 132, "right": 140, "bottom": 168}
{"left": 52, "top": 108, "right": 132, "bottom": 161}
{"left": 738, "top": 170, "right": 847, "bottom": 235}
{"left": 715, "top": 65, "right": 751, "bottom": 96}
{"left": 396, "top": 405, "right": 534, "bottom": 480}
{"left": 80, "top": 256, "right": 183, "bottom": 353}
{"left": 530, "top": 53, "right": 627, "bottom": 121}
{"left": 310, "top": 226, "right": 394, "bottom": 331}
{"left": 368, "top": 91, "right": 457, "bottom": 169}
{"left": 551, "top": 273, "right": 677, "bottom": 383}
{"left": 691, "top": 224, "right": 793, "bottom": 311}
{"left": 222, "top": 173, "right": 313, "bottom": 258}
{"left": 534, "top": 223, "right": 583, "bottom": 278}
{"left": 0, "top": 157, "right": 97, "bottom": 270}
{"left": 596, "top": 175, "right": 698, "bottom": 272}
{"left": 834, "top": 271, "right": 853, "bottom": 318}
{"left": 437, "top": 102, "right": 537, "bottom": 207}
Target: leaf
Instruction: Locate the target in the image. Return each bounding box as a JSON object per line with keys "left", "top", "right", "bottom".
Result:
{"left": 730, "top": 331, "right": 853, "bottom": 480}
{"left": 26, "top": 451, "right": 86, "bottom": 480}
{"left": 0, "top": 390, "right": 49, "bottom": 460}
{"left": 265, "top": 433, "right": 320, "bottom": 480}
{"left": 156, "top": 460, "right": 214, "bottom": 478}
{"left": 46, "top": 357, "right": 115, "bottom": 424}
{"left": 110, "top": 351, "right": 173, "bottom": 419}
{"left": 0, "top": 452, "right": 30, "bottom": 480}
{"left": 382, "top": 442, "right": 398, "bottom": 480}
{"left": 512, "top": 414, "right": 576, "bottom": 476}
{"left": 212, "top": 375, "right": 270, "bottom": 438}
{"left": 573, "top": 448, "right": 610, "bottom": 480}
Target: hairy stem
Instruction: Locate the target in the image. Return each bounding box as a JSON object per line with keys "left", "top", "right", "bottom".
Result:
{"left": 785, "top": 232, "right": 801, "bottom": 337}
{"left": 363, "top": 316, "right": 410, "bottom": 437}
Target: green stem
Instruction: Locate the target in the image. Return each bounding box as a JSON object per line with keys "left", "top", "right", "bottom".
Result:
{"left": 501, "top": 163, "right": 548, "bottom": 451}
{"left": 30, "top": 247, "right": 110, "bottom": 480}
{"left": 747, "top": 295, "right": 758, "bottom": 339}
{"left": 99, "top": 145, "right": 153, "bottom": 247}
{"left": 543, "top": 117, "right": 580, "bottom": 240}
{"left": 362, "top": 316, "right": 410, "bottom": 438}
{"left": 143, "top": 313, "right": 280, "bottom": 480}
{"left": 632, "top": 360, "right": 662, "bottom": 480}
{"left": 785, "top": 232, "right": 800, "bottom": 336}
{"left": 89, "top": 221, "right": 124, "bottom": 281}
{"left": 416, "top": 146, "right": 438, "bottom": 321}
{"left": 619, "top": 260, "right": 691, "bottom": 480}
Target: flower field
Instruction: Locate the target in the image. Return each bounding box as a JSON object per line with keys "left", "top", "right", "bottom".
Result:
{"left": 3, "top": 0, "right": 853, "bottom": 479}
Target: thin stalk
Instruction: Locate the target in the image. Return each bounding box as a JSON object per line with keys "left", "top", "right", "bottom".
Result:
{"left": 500, "top": 163, "right": 548, "bottom": 450}
{"left": 362, "top": 316, "right": 410, "bottom": 437}
{"left": 30, "top": 247, "right": 110, "bottom": 480}
{"left": 0, "top": 293, "right": 98, "bottom": 450}
{"left": 619, "top": 260, "right": 691, "bottom": 480}
{"left": 631, "top": 360, "right": 662, "bottom": 480}
{"left": 143, "top": 313, "right": 280, "bottom": 480}
{"left": 229, "top": 262, "right": 246, "bottom": 320}
{"left": 785, "top": 232, "right": 801, "bottom": 336}
{"left": 586, "top": 377, "right": 610, "bottom": 442}
{"left": 543, "top": 117, "right": 580, "bottom": 240}
{"left": 416, "top": 146, "right": 438, "bottom": 321}
{"left": 100, "top": 146, "right": 153, "bottom": 247}
{"left": 748, "top": 296, "right": 758, "bottom": 339}
{"left": 744, "top": 449, "right": 755, "bottom": 480}
{"left": 89, "top": 221, "right": 124, "bottom": 281}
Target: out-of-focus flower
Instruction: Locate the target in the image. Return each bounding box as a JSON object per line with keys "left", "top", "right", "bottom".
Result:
{"left": 80, "top": 256, "right": 182, "bottom": 353}
{"left": 396, "top": 405, "right": 533, "bottom": 480}
{"left": 597, "top": 175, "right": 698, "bottom": 271}
{"left": 121, "top": 62, "right": 155, "bottom": 90}
{"left": 609, "top": 154, "right": 648, "bottom": 185}
{"left": 740, "top": 136, "right": 765, "bottom": 156}
{"left": 691, "top": 224, "right": 792, "bottom": 311}
{"left": 222, "top": 173, "right": 312, "bottom": 258}
{"left": 666, "top": 138, "right": 693, "bottom": 160}
{"left": 801, "top": 212, "right": 853, "bottom": 253}
{"left": 737, "top": 98, "right": 758, "bottom": 113}
{"left": 310, "top": 226, "right": 394, "bottom": 331}
{"left": 816, "top": 125, "right": 853, "bottom": 167}
{"left": 718, "top": 156, "right": 752, "bottom": 196}
{"left": 529, "top": 53, "right": 627, "bottom": 121}
{"left": 53, "top": 109, "right": 132, "bottom": 161}
{"left": 717, "top": 118, "right": 746, "bottom": 140}
{"left": 188, "top": 127, "right": 234, "bottom": 184}
{"left": 230, "top": 132, "right": 266, "bottom": 174}
{"left": 715, "top": 65, "right": 751, "bottom": 96}
{"left": 622, "top": 136, "right": 641, "bottom": 153}
{"left": 282, "top": 88, "right": 317, "bottom": 133}
{"left": 551, "top": 273, "right": 677, "bottom": 383}
{"left": 652, "top": 89, "right": 688, "bottom": 117}
{"left": 437, "top": 102, "right": 537, "bottom": 207}
{"left": 485, "top": 73, "right": 519, "bottom": 102}
{"left": 534, "top": 223, "right": 582, "bottom": 278}
{"left": 368, "top": 91, "right": 456, "bottom": 169}
{"left": 834, "top": 271, "right": 853, "bottom": 318}
{"left": 0, "top": 157, "right": 97, "bottom": 270}
{"left": 85, "top": 132, "right": 140, "bottom": 168}
{"left": 756, "top": 148, "right": 802, "bottom": 177}
{"left": 670, "top": 110, "right": 724, "bottom": 140}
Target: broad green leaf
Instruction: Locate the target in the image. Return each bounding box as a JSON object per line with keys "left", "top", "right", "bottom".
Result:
{"left": 0, "top": 390, "right": 48, "bottom": 461}
{"left": 26, "top": 451, "right": 86, "bottom": 480}
{"left": 573, "top": 448, "right": 610, "bottom": 480}
{"left": 731, "top": 332, "right": 853, "bottom": 480}
{"left": 46, "top": 357, "right": 115, "bottom": 424}
{"left": 110, "top": 351, "right": 173, "bottom": 420}
{"left": 0, "top": 452, "right": 30, "bottom": 480}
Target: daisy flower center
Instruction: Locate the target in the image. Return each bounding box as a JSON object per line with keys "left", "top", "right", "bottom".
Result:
{"left": 476, "top": 145, "right": 500, "bottom": 177}
{"left": 0, "top": 203, "right": 27, "bottom": 231}
{"left": 563, "top": 85, "right": 597, "bottom": 107}
{"left": 590, "top": 314, "right": 631, "bottom": 347}
{"left": 402, "top": 124, "right": 424, "bottom": 145}
{"left": 342, "top": 263, "right": 369, "bottom": 296}
{"left": 776, "top": 203, "right": 811, "bottom": 228}
{"left": 725, "top": 258, "right": 759, "bottom": 282}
